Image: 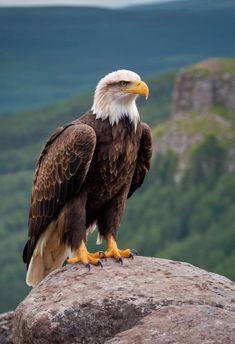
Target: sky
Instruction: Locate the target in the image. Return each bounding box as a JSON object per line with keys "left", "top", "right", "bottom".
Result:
{"left": 0, "top": 0, "right": 178, "bottom": 8}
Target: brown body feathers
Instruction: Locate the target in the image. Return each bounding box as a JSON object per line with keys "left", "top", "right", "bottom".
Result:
{"left": 23, "top": 110, "right": 152, "bottom": 268}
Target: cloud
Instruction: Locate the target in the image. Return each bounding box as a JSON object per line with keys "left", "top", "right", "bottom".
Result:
{"left": 0, "top": 0, "right": 169, "bottom": 8}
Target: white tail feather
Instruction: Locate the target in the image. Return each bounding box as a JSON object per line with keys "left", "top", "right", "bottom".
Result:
{"left": 26, "top": 221, "right": 69, "bottom": 287}
{"left": 85, "top": 222, "right": 103, "bottom": 245}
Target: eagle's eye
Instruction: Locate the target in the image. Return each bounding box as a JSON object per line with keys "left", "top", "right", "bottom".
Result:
{"left": 120, "top": 81, "right": 128, "bottom": 87}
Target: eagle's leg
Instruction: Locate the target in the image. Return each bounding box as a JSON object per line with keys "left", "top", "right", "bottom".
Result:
{"left": 97, "top": 188, "right": 137, "bottom": 262}
{"left": 67, "top": 241, "right": 103, "bottom": 266}
{"left": 104, "top": 234, "right": 137, "bottom": 262}
{"left": 61, "top": 196, "right": 104, "bottom": 267}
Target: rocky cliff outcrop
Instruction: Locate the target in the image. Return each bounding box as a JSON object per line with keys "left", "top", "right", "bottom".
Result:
{"left": 173, "top": 59, "right": 235, "bottom": 115}
{"left": 12, "top": 257, "right": 235, "bottom": 344}
{"left": 153, "top": 58, "right": 235, "bottom": 180}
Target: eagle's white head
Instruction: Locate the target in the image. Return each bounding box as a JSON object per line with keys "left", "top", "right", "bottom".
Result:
{"left": 91, "top": 69, "right": 149, "bottom": 130}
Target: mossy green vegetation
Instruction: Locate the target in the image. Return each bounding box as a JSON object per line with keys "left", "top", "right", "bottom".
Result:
{"left": 187, "top": 58, "right": 235, "bottom": 77}
{"left": 153, "top": 112, "right": 234, "bottom": 146}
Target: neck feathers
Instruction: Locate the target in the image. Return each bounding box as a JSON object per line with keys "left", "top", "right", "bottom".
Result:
{"left": 91, "top": 89, "right": 140, "bottom": 131}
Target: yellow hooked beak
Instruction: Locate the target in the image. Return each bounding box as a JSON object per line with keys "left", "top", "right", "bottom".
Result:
{"left": 124, "top": 80, "right": 149, "bottom": 99}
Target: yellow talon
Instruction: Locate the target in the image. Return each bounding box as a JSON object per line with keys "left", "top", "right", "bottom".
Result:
{"left": 104, "top": 235, "right": 134, "bottom": 261}
{"left": 67, "top": 241, "right": 102, "bottom": 266}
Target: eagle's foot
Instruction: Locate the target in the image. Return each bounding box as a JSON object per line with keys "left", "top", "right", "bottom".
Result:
{"left": 89, "top": 251, "right": 107, "bottom": 261}
{"left": 105, "top": 248, "right": 136, "bottom": 261}
{"left": 104, "top": 235, "right": 137, "bottom": 262}
{"left": 67, "top": 241, "right": 103, "bottom": 267}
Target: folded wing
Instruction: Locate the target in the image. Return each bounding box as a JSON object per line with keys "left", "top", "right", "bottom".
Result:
{"left": 128, "top": 123, "right": 152, "bottom": 198}
{"left": 23, "top": 123, "right": 96, "bottom": 265}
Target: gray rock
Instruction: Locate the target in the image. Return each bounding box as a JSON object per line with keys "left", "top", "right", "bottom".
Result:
{"left": 13, "top": 257, "right": 235, "bottom": 344}
{"left": 172, "top": 59, "right": 235, "bottom": 115}
{"left": 227, "top": 146, "right": 235, "bottom": 173}
{"left": 0, "top": 312, "right": 14, "bottom": 344}
{"left": 153, "top": 131, "right": 204, "bottom": 156}
{"left": 107, "top": 306, "right": 235, "bottom": 344}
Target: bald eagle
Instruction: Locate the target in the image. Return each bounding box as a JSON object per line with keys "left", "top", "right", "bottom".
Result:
{"left": 23, "top": 70, "right": 152, "bottom": 287}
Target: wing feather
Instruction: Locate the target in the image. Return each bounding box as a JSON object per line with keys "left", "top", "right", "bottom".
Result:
{"left": 128, "top": 123, "right": 152, "bottom": 198}
{"left": 24, "top": 123, "right": 96, "bottom": 265}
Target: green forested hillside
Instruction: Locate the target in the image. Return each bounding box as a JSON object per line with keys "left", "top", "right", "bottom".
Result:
{"left": 122, "top": 142, "right": 235, "bottom": 280}
{"left": 1, "top": 61, "right": 235, "bottom": 313}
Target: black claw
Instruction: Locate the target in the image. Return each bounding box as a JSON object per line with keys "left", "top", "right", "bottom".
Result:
{"left": 97, "top": 260, "right": 103, "bottom": 268}
{"left": 85, "top": 263, "right": 91, "bottom": 271}
{"left": 99, "top": 251, "right": 107, "bottom": 261}
{"left": 131, "top": 249, "right": 138, "bottom": 256}
{"left": 129, "top": 253, "right": 134, "bottom": 260}
{"left": 63, "top": 257, "right": 69, "bottom": 266}
{"left": 118, "top": 257, "right": 124, "bottom": 265}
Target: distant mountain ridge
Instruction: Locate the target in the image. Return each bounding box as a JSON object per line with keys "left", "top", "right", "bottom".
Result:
{"left": 129, "top": 0, "right": 235, "bottom": 11}
{"left": 1, "top": 0, "right": 235, "bottom": 114}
